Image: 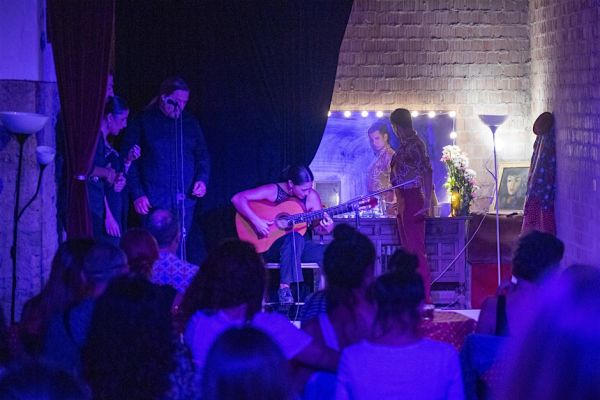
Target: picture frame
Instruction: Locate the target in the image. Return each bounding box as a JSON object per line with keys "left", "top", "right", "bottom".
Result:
{"left": 491, "top": 162, "right": 530, "bottom": 213}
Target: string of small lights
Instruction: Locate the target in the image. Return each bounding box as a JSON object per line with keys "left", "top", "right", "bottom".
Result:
{"left": 328, "top": 109, "right": 458, "bottom": 144}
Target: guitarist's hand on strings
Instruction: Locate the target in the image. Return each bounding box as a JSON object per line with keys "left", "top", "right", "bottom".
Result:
{"left": 317, "top": 212, "right": 334, "bottom": 234}
{"left": 252, "top": 217, "right": 273, "bottom": 238}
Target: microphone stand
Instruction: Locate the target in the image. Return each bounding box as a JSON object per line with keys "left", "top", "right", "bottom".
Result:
{"left": 172, "top": 102, "right": 188, "bottom": 262}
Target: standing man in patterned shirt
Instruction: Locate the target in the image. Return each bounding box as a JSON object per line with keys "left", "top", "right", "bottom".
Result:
{"left": 145, "top": 208, "right": 199, "bottom": 293}
{"left": 389, "top": 108, "right": 433, "bottom": 302}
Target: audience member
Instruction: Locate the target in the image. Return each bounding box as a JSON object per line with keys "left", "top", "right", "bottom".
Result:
{"left": 145, "top": 208, "right": 199, "bottom": 292}
{"left": 19, "top": 239, "right": 94, "bottom": 355}
{"left": 181, "top": 240, "right": 339, "bottom": 385}
{"left": 387, "top": 248, "right": 419, "bottom": 274}
{"left": 0, "top": 360, "right": 89, "bottom": 400}
{"left": 81, "top": 276, "right": 197, "bottom": 400}
{"left": 302, "top": 224, "right": 376, "bottom": 350}
{"left": 476, "top": 230, "right": 564, "bottom": 336}
{"left": 336, "top": 266, "right": 464, "bottom": 399}
{"left": 500, "top": 264, "right": 600, "bottom": 399}
{"left": 120, "top": 227, "right": 160, "bottom": 278}
{"left": 301, "top": 224, "right": 376, "bottom": 399}
{"left": 463, "top": 232, "right": 563, "bottom": 400}
{"left": 202, "top": 326, "right": 294, "bottom": 400}
{"left": 42, "top": 243, "right": 128, "bottom": 374}
{"left": 120, "top": 227, "right": 179, "bottom": 312}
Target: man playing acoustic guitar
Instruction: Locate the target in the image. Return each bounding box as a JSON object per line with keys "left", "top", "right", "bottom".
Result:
{"left": 232, "top": 165, "right": 334, "bottom": 305}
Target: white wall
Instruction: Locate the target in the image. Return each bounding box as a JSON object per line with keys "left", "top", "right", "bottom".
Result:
{"left": 0, "top": 0, "right": 55, "bottom": 81}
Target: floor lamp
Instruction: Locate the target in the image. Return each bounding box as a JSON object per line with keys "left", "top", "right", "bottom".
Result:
{"left": 478, "top": 114, "right": 508, "bottom": 287}
{"left": 0, "top": 111, "right": 49, "bottom": 323}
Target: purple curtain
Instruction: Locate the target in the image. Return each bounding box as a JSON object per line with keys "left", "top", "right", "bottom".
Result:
{"left": 47, "top": 0, "right": 114, "bottom": 238}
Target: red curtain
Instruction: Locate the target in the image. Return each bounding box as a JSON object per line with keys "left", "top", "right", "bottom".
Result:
{"left": 47, "top": 0, "right": 114, "bottom": 238}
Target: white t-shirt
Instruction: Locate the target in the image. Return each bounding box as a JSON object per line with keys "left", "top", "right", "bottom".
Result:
{"left": 336, "top": 339, "right": 464, "bottom": 400}
{"left": 184, "top": 310, "right": 312, "bottom": 374}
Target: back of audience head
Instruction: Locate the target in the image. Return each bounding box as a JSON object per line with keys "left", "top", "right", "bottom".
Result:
{"left": 387, "top": 248, "right": 419, "bottom": 276}
{"left": 202, "top": 326, "right": 293, "bottom": 400}
{"left": 323, "top": 224, "right": 376, "bottom": 310}
{"left": 82, "top": 275, "right": 174, "bottom": 400}
{"left": 512, "top": 230, "right": 564, "bottom": 283}
{"left": 503, "top": 264, "right": 600, "bottom": 399}
{"left": 373, "top": 250, "right": 425, "bottom": 336}
{"left": 120, "top": 228, "right": 159, "bottom": 278}
{"left": 82, "top": 242, "right": 128, "bottom": 295}
{"left": 21, "top": 238, "right": 94, "bottom": 326}
{"left": 145, "top": 208, "right": 181, "bottom": 251}
{"left": 0, "top": 360, "right": 89, "bottom": 400}
{"left": 181, "top": 240, "right": 265, "bottom": 322}
{"left": 48, "top": 238, "right": 95, "bottom": 298}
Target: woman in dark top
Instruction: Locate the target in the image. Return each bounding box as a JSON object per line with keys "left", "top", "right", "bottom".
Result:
{"left": 87, "top": 96, "right": 139, "bottom": 245}
{"left": 231, "top": 165, "right": 333, "bottom": 305}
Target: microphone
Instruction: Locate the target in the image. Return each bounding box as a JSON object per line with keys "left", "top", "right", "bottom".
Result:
{"left": 165, "top": 98, "right": 179, "bottom": 108}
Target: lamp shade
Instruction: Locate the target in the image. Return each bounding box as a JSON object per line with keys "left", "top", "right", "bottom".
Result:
{"left": 478, "top": 114, "right": 508, "bottom": 128}
{"left": 0, "top": 112, "right": 49, "bottom": 134}
{"left": 36, "top": 146, "right": 56, "bottom": 165}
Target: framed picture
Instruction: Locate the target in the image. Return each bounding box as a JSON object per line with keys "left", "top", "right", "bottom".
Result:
{"left": 492, "top": 162, "right": 530, "bottom": 213}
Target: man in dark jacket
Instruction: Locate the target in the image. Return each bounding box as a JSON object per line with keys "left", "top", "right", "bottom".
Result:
{"left": 121, "top": 77, "right": 210, "bottom": 263}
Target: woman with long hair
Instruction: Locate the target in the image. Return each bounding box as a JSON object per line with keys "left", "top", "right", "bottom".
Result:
{"left": 336, "top": 264, "right": 463, "bottom": 399}
{"left": 19, "top": 239, "right": 94, "bottom": 355}
{"left": 301, "top": 224, "right": 376, "bottom": 399}
{"left": 120, "top": 227, "right": 179, "bottom": 313}
{"left": 181, "top": 239, "right": 338, "bottom": 388}
{"left": 302, "top": 224, "right": 376, "bottom": 350}
{"left": 88, "top": 96, "right": 139, "bottom": 244}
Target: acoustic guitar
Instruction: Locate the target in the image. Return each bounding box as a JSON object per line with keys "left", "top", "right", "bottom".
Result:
{"left": 235, "top": 197, "right": 378, "bottom": 253}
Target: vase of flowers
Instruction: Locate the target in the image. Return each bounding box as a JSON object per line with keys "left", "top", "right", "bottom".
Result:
{"left": 441, "top": 145, "right": 477, "bottom": 216}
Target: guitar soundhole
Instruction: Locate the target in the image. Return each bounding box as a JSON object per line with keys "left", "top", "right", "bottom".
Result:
{"left": 275, "top": 215, "right": 293, "bottom": 230}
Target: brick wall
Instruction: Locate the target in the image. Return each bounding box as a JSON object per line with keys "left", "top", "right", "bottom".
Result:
{"left": 0, "top": 80, "right": 59, "bottom": 321}
{"left": 332, "top": 0, "right": 532, "bottom": 199}
{"left": 530, "top": 0, "right": 600, "bottom": 265}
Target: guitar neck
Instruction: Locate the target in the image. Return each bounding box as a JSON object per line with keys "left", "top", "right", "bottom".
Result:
{"left": 288, "top": 202, "right": 357, "bottom": 225}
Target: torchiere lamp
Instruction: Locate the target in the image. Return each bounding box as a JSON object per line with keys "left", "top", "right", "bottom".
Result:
{"left": 478, "top": 114, "right": 508, "bottom": 287}
{"left": 0, "top": 111, "right": 50, "bottom": 323}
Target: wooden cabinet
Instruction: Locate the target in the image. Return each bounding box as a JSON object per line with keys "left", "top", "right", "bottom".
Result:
{"left": 314, "top": 216, "right": 470, "bottom": 308}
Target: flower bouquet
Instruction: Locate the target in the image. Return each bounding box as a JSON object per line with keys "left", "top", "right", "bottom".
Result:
{"left": 441, "top": 145, "right": 477, "bottom": 216}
